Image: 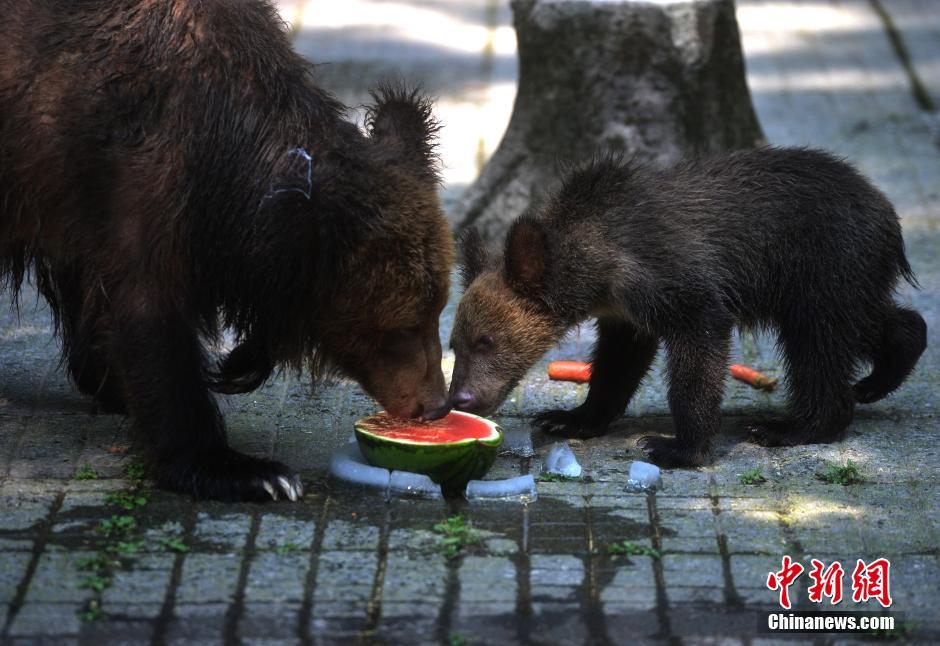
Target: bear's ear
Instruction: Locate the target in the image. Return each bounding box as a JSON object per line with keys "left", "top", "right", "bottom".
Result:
{"left": 366, "top": 82, "right": 440, "bottom": 182}
{"left": 457, "top": 228, "right": 489, "bottom": 288}
{"left": 503, "top": 215, "right": 549, "bottom": 296}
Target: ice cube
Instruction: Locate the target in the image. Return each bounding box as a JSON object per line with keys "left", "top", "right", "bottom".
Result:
{"left": 389, "top": 470, "right": 443, "bottom": 500}
{"left": 543, "top": 442, "right": 582, "bottom": 478}
{"left": 329, "top": 442, "right": 390, "bottom": 491}
{"left": 627, "top": 461, "right": 662, "bottom": 491}
{"left": 465, "top": 475, "right": 538, "bottom": 502}
{"left": 500, "top": 427, "right": 536, "bottom": 458}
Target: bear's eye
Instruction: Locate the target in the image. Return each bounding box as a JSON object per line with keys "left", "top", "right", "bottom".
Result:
{"left": 475, "top": 334, "right": 494, "bottom": 351}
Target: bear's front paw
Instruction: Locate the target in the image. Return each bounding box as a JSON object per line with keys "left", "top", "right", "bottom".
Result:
{"left": 533, "top": 407, "right": 610, "bottom": 439}
{"left": 156, "top": 448, "right": 304, "bottom": 502}
{"left": 637, "top": 435, "right": 709, "bottom": 468}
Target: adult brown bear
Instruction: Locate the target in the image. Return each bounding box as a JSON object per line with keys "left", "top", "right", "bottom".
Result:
{"left": 0, "top": 0, "right": 453, "bottom": 501}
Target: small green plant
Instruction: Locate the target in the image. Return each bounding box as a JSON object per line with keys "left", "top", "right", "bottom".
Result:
{"left": 98, "top": 515, "right": 137, "bottom": 537}
{"left": 79, "top": 574, "right": 111, "bottom": 593}
{"left": 112, "top": 539, "right": 145, "bottom": 555}
{"left": 537, "top": 472, "right": 580, "bottom": 483}
{"left": 74, "top": 464, "right": 99, "bottom": 481}
{"left": 607, "top": 540, "right": 661, "bottom": 559}
{"left": 105, "top": 490, "right": 150, "bottom": 511}
{"left": 160, "top": 537, "right": 190, "bottom": 554}
{"left": 448, "top": 634, "right": 466, "bottom": 646}
{"left": 78, "top": 599, "right": 103, "bottom": 622}
{"left": 433, "top": 515, "right": 480, "bottom": 560}
{"left": 275, "top": 542, "right": 302, "bottom": 555}
{"left": 76, "top": 459, "right": 154, "bottom": 623}
{"left": 76, "top": 554, "right": 115, "bottom": 571}
{"left": 738, "top": 467, "right": 767, "bottom": 485}
{"left": 818, "top": 460, "right": 862, "bottom": 486}
{"left": 124, "top": 461, "right": 147, "bottom": 486}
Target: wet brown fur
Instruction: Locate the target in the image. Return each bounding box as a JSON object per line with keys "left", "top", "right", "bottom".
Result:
{"left": 0, "top": 0, "right": 453, "bottom": 500}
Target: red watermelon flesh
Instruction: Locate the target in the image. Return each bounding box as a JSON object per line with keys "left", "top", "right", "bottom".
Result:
{"left": 354, "top": 411, "right": 503, "bottom": 488}
{"left": 359, "top": 413, "right": 495, "bottom": 443}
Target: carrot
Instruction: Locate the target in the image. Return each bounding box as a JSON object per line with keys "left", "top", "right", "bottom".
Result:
{"left": 548, "top": 361, "right": 592, "bottom": 383}
{"left": 730, "top": 364, "right": 778, "bottom": 392}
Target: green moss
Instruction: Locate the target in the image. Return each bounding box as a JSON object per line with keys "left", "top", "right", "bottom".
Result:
{"left": 738, "top": 467, "right": 767, "bottom": 485}
{"left": 74, "top": 465, "right": 99, "bottom": 481}
{"left": 537, "top": 472, "right": 581, "bottom": 483}
{"left": 160, "top": 537, "right": 190, "bottom": 554}
{"left": 607, "top": 540, "right": 661, "bottom": 559}
{"left": 275, "top": 542, "right": 303, "bottom": 554}
{"left": 98, "top": 515, "right": 137, "bottom": 537}
{"left": 818, "top": 460, "right": 862, "bottom": 485}
{"left": 105, "top": 491, "right": 150, "bottom": 511}
{"left": 433, "top": 515, "right": 481, "bottom": 560}
{"left": 78, "top": 600, "right": 103, "bottom": 622}
{"left": 79, "top": 574, "right": 111, "bottom": 593}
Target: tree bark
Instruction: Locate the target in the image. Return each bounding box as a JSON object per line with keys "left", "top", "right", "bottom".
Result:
{"left": 452, "top": 0, "right": 764, "bottom": 244}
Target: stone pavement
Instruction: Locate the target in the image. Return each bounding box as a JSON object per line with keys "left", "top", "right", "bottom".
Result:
{"left": 2, "top": 0, "right": 939, "bottom": 644}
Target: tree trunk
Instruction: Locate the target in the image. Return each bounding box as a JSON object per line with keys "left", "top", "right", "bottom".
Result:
{"left": 452, "top": 0, "right": 764, "bottom": 244}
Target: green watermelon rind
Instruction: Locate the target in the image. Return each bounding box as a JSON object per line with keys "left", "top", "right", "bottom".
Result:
{"left": 354, "top": 412, "right": 503, "bottom": 488}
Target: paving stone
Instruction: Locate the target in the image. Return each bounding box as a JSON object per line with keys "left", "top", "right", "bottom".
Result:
{"left": 176, "top": 553, "right": 244, "bottom": 604}
{"left": 376, "top": 601, "right": 439, "bottom": 642}
{"left": 662, "top": 555, "right": 725, "bottom": 589}
{"left": 192, "top": 512, "right": 252, "bottom": 549}
{"left": 166, "top": 603, "right": 229, "bottom": 643}
{"left": 719, "top": 511, "right": 787, "bottom": 555}
{"left": 599, "top": 559, "right": 657, "bottom": 609}
{"left": 101, "top": 554, "right": 175, "bottom": 606}
{"left": 239, "top": 602, "right": 303, "bottom": 641}
{"left": 254, "top": 515, "right": 316, "bottom": 551}
{"left": 311, "top": 551, "right": 377, "bottom": 602}
{"left": 458, "top": 556, "right": 517, "bottom": 603}
{"left": 529, "top": 601, "right": 590, "bottom": 643}
{"left": 0, "top": 552, "right": 31, "bottom": 602}
{"left": 7, "top": 602, "right": 82, "bottom": 637}
{"left": 23, "top": 550, "right": 96, "bottom": 603}
{"left": 244, "top": 552, "right": 309, "bottom": 603}
{"left": 603, "top": 607, "right": 662, "bottom": 641}
{"left": 319, "top": 519, "right": 380, "bottom": 552}
{"left": 380, "top": 552, "right": 447, "bottom": 608}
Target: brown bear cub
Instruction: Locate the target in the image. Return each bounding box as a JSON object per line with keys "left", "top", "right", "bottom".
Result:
{"left": 0, "top": 0, "right": 453, "bottom": 500}
{"left": 450, "top": 147, "right": 927, "bottom": 467}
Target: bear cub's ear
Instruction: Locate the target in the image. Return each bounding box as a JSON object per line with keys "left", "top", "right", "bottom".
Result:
{"left": 503, "top": 215, "right": 549, "bottom": 297}
{"left": 366, "top": 81, "right": 441, "bottom": 181}
{"left": 457, "top": 228, "right": 489, "bottom": 288}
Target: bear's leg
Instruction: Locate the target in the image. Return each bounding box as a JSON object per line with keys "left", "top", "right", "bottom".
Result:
{"left": 110, "top": 293, "right": 301, "bottom": 502}
{"left": 535, "top": 318, "right": 658, "bottom": 439}
{"left": 639, "top": 323, "right": 731, "bottom": 467}
{"left": 66, "top": 335, "right": 127, "bottom": 415}
{"left": 41, "top": 265, "right": 126, "bottom": 413}
{"left": 750, "top": 317, "right": 856, "bottom": 446}
{"left": 854, "top": 305, "right": 927, "bottom": 403}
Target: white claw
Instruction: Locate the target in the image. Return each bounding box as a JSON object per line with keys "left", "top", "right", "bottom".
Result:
{"left": 295, "top": 479, "right": 305, "bottom": 498}
{"left": 278, "top": 476, "right": 298, "bottom": 502}
{"left": 262, "top": 480, "right": 278, "bottom": 501}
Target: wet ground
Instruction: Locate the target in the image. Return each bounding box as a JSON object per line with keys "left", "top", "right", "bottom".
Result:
{"left": 2, "top": 0, "right": 939, "bottom": 643}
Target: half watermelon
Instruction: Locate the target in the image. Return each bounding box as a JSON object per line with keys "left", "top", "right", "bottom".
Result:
{"left": 354, "top": 411, "right": 503, "bottom": 489}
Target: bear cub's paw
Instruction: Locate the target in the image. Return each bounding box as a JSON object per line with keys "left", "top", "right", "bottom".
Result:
{"left": 157, "top": 448, "right": 304, "bottom": 502}
{"left": 534, "top": 407, "right": 611, "bottom": 439}
{"left": 637, "top": 435, "right": 710, "bottom": 468}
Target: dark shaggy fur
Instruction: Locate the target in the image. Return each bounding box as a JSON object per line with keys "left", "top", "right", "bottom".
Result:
{"left": 0, "top": 0, "right": 454, "bottom": 500}
{"left": 450, "top": 146, "right": 927, "bottom": 467}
